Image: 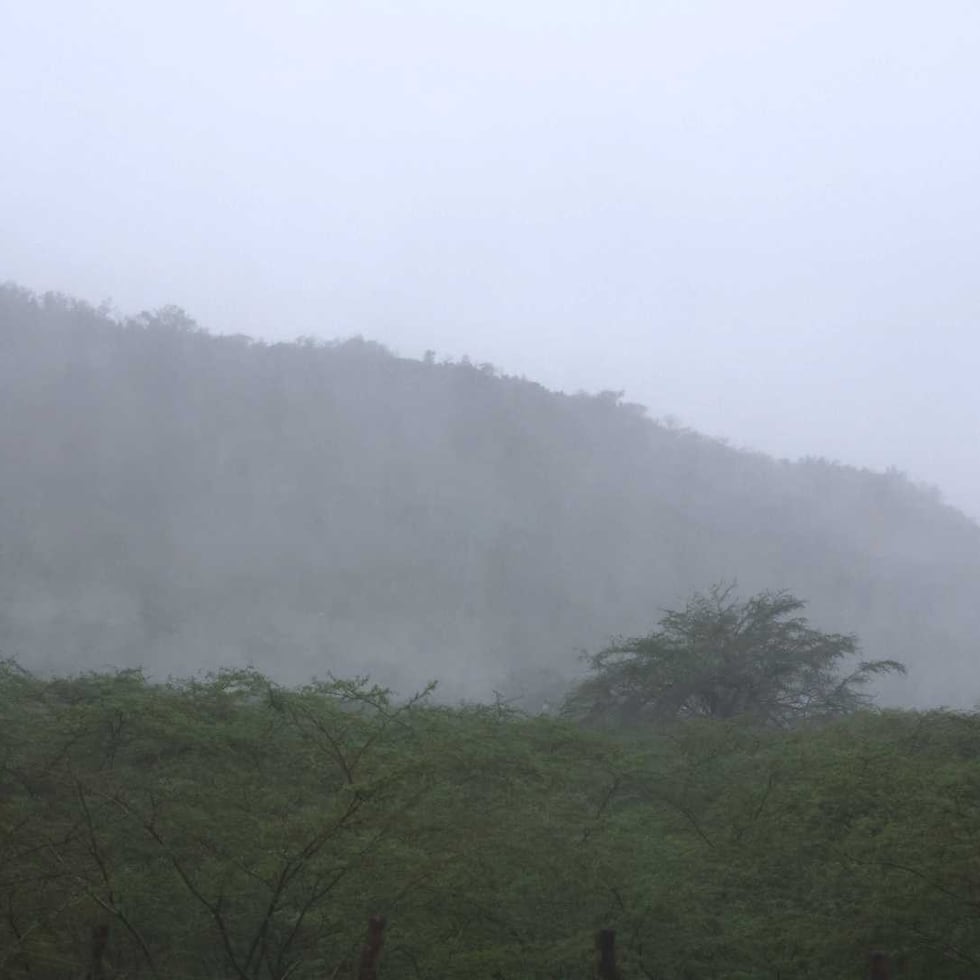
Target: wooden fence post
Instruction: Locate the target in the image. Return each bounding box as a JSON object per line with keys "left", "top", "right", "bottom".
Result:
{"left": 595, "top": 928, "right": 620, "bottom": 980}
{"left": 85, "top": 924, "right": 109, "bottom": 980}
{"left": 355, "top": 915, "right": 386, "bottom": 980}
{"left": 869, "top": 950, "right": 889, "bottom": 979}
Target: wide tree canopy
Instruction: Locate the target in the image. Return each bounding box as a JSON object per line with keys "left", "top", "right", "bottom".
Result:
{"left": 564, "top": 586, "right": 905, "bottom": 728}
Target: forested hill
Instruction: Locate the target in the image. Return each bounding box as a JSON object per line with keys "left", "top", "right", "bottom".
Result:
{"left": 2, "top": 283, "right": 978, "bottom": 706}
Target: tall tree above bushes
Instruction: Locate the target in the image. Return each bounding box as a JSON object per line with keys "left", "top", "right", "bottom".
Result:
{"left": 564, "top": 586, "right": 905, "bottom": 728}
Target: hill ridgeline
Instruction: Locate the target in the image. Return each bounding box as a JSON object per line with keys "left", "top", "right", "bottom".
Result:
{"left": 1, "top": 284, "right": 978, "bottom": 707}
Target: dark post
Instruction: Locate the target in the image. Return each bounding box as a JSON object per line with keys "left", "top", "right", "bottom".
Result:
{"left": 869, "top": 951, "right": 889, "bottom": 979}
{"left": 355, "top": 915, "right": 386, "bottom": 980}
{"left": 86, "top": 924, "right": 109, "bottom": 980}
{"left": 595, "top": 928, "right": 620, "bottom": 980}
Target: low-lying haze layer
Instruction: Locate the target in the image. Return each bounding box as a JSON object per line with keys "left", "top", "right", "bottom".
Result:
{"left": 2, "top": 285, "right": 977, "bottom": 709}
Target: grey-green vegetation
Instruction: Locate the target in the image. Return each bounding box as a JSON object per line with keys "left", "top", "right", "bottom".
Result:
{"left": 2, "top": 284, "right": 979, "bottom": 708}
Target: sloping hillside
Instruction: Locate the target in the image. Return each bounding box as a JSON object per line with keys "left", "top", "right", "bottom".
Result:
{"left": 1, "top": 284, "right": 978, "bottom": 705}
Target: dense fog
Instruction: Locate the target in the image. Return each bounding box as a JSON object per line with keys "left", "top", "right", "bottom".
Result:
{"left": 2, "top": 2, "right": 980, "bottom": 522}
{"left": 2, "top": 284, "right": 977, "bottom": 708}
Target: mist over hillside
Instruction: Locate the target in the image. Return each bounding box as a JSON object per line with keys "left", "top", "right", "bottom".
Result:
{"left": 1, "top": 283, "right": 978, "bottom": 707}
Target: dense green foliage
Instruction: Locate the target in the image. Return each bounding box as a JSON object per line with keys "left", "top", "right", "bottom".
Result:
{"left": 565, "top": 587, "right": 905, "bottom": 727}
{"left": 4, "top": 663, "right": 980, "bottom": 978}
{"left": 2, "top": 284, "right": 980, "bottom": 707}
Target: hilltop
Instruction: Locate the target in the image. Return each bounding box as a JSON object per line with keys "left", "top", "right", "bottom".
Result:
{"left": 1, "top": 283, "right": 978, "bottom": 706}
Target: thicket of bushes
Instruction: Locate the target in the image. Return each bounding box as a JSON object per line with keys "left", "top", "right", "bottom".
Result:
{"left": 3, "top": 663, "right": 979, "bottom": 978}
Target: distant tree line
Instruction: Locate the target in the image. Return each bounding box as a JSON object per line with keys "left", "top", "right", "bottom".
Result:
{"left": 1, "top": 283, "right": 978, "bottom": 708}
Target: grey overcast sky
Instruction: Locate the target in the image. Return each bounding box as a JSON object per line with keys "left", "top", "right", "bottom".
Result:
{"left": 2, "top": 0, "right": 979, "bottom": 519}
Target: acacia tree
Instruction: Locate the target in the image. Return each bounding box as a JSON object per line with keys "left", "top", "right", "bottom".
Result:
{"left": 563, "top": 586, "right": 904, "bottom": 728}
